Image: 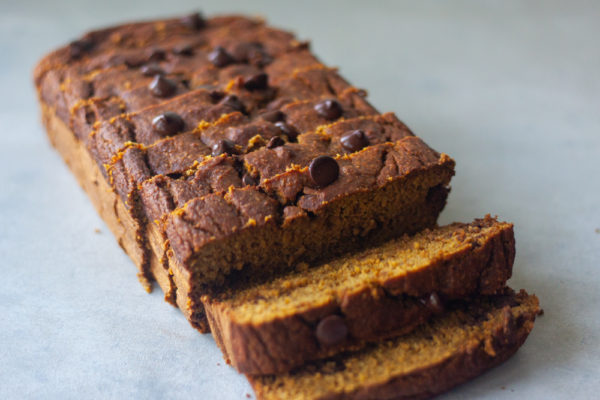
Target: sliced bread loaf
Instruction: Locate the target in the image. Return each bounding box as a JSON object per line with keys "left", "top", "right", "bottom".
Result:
{"left": 251, "top": 289, "right": 539, "bottom": 400}
{"left": 203, "top": 216, "right": 514, "bottom": 374}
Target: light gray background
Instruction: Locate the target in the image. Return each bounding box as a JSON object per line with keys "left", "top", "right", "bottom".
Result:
{"left": 1, "top": 0, "right": 599, "bottom": 398}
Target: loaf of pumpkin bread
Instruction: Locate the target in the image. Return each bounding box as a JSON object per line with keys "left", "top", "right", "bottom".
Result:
{"left": 251, "top": 289, "right": 540, "bottom": 400}
{"left": 35, "top": 13, "right": 455, "bottom": 331}
{"left": 204, "top": 216, "right": 515, "bottom": 375}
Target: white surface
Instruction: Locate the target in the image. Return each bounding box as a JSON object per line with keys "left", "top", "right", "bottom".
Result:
{"left": 1, "top": 1, "right": 599, "bottom": 399}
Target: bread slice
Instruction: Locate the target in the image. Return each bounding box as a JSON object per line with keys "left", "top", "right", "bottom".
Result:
{"left": 203, "top": 216, "right": 514, "bottom": 374}
{"left": 250, "top": 289, "right": 539, "bottom": 400}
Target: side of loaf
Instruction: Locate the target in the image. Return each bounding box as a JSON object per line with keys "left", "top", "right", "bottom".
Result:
{"left": 251, "top": 289, "right": 540, "bottom": 400}
{"left": 204, "top": 216, "right": 515, "bottom": 375}
{"left": 35, "top": 13, "right": 454, "bottom": 331}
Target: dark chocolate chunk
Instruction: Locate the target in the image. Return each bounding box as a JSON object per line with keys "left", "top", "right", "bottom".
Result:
{"left": 173, "top": 44, "right": 194, "bottom": 56}
{"left": 212, "top": 139, "right": 238, "bottom": 156}
{"left": 340, "top": 130, "right": 369, "bottom": 153}
{"left": 219, "top": 95, "right": 246, "bottom": 113}
{"left": 152, "top": 112, "right": 185, "bottom": 136}
{"left": 148, "top": 48, "right": 166, "bottom": 62}
{"left": 69, "top": 38, "right": 94, "bottom": 60}
{"left": 209, "top": 46, "right": 234, "bottom": 68}
{"left": 266, "top": 136, "right": 285, "bottom": 149}
{"left": 309, "top": 156, "right": 339, "bottom": 188}
{"left": 242, "top": 173, "right": 258, "bottom": 186}
{"left": 316, "top": 315, "right": 348, "bottom": 346}
{"left": 274, "top": 122, "right": 299, "bottom": 141}
{"left": 260, "top": 110, "right": 285, "bottom": 123}
{"left": 180, "top": 12, "right": 205, "bottom": 30}
{"left": 140, "top": 63, "right": 164, "bottom": 77}
{"left": 243, "top": 73, "right": 268, "bottom": 91}
{"left": 149, "top": 75, "right": 177, "bottom": 97}
{"left": 314, "top": 99, "right": 343, "bottom": 120}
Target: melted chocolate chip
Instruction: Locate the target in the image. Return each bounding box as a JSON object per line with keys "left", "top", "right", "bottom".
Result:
{"left": 123, "top": 56, "right": 145, "bottom": 68}
{"left": 242, "top": 173, "right": 258, "bottom": 186}
{"left": 180, "top": 12, "right": 205, "bottom": 30}
{"left": 231, "top": 42, "right": 272, "bottom": 66}
{"left": 340, "top": 130, "right": 369, "bottom": 153}
{"left": 219, "top": 95, "right": 246, "bottom": 113}
{"left": 149, "top": 75, "right": 177, "bottom": 97}
{"left": 309, "top": 156, "right": 340, "bottom": 188}
{"left": 260, "top": 110, "right": 285, "bottom": 123}
{"left": 148, "top": 48, "right": 166, "bottom": 62}
{"left": 173, "top": 44, "right": 194, "bottom": 56}
{"left": 69, "top": 39, "right": 94, "bottom": 60}
{"left": 292, "top": 40, "right": 311, "bottom": 51}
{"left": 314, "top": 99, "right": 343, "bottom": 120}
{"left": 152, "top": 112, "right": 185, "bottom": 136}
{"left": 243, "top": 73, "right": 268, "bottom": 91}
{"left": 212, "top": 139, "right": 238, "bottom": 156}
{"left": 266, "top": 136, "right": 285, "bottom": 149}
{"left": 275, "top": 122, "right": 299, "bottom": 141}
{"left": 231, "top": 42, "right": 263, "bottom": 62}
{"left": 140, "top": 63, "right": 164, "bottom": 77}
{"left": 209, "top": 90, "right": 225, "bottom": 103}
{"left": 420, "top": 293, "right": 444, "bottom": 315}
{"left": 316, "top": 315, "right": 348, "bottom": 346}
{"left": 208, "top": 46, "right": 234, "bottom": 68}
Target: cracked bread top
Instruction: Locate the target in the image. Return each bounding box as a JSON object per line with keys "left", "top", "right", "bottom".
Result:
{"left": 35, "top": 13, "right": 455, "bottom": 285}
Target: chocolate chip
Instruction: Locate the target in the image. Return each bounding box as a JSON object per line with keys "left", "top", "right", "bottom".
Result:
{"left": 152, "top": 112, "right": 185, "bottom": 136}
{"left": 314, "top": 99, "right": 343, "bottom": 120}
{"left": 309, "top": 156, "right": 339, "bottom": 188}
{"left": 292, "top": 40, "right": 311, "bottom": 51}
{"left": 266, "top": 136, "right": 285, "bottom": 149}
{"left": 173, "top": 44, "right": 194, "bottom": 56}
{"left": 69, "top": 38, "right": 94, "bottom": 60}
{"left": 212, "top": 139, "right": 238, "bottom": 156}
{"left": 316, "top": 315, "right": 348, "bottom": 346}
{"left": 275, "top": 122, "right": 299, "bottom": 141}
{"left": 149, "top": 75, "right": 177, "bottom": 97}
{"left": 140, "top": 63, "right": 164, "bottom": 77}
{"left": 148, "top": 48, "right": 166, "bottom": 62}
{"left": 340, "top": 130, "right": 369, "bottom": 153}
{"left": 260, "top": 110, "right": 285, "bottom": 123}
{"left": 420, "top": 293, "right": 444, "bottom": 315}
{"left": 243, "top": 73, "right": 268, "bottom": 91}
{"left": 232, "top": 42, "right": 272, "bottom": 66}
{"left": 208, "top": 46, "right": 234, "bottom": 68}
{"left": 219, "top": 95, "right": 246, "bottom": 113}
{"left": 242, "top": 174, "right": 258, "bottom": 186}
{"left": 123, "top": 56, "right": 146, "bottom": 68}
{"left": 231, "top": 42, "right": 262, "bottom": 62}
{"left": 208, "top": 90, "right": 225, "bottom": 103}
{"left": 180, "top": 12, "right": 205, "bottom": 30}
